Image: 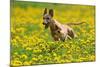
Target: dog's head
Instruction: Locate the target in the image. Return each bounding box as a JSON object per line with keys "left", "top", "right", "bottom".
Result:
{"left": 43, "top": 8, "right": 54, "bottom": 29}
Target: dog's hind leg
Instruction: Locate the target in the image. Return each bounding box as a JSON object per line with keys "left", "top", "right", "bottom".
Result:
{"left": 67, "top": 29, "right": 76, "bottom": 38}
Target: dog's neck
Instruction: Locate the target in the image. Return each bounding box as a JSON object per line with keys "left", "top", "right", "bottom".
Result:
{"left": 49, "top": 19, "right": 61, "bottom": 32}
{"left": 49, "top": 19, "right": 55, "bottom": 31}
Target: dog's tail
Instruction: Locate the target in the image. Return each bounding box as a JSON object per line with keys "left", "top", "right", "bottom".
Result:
{"left": 66, "top": 22, "right": 85, "bottom": 26}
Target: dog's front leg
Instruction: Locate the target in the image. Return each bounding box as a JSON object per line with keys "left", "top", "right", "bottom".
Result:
{"left": 53, "top": 35, "right": 60, "bottom": 41}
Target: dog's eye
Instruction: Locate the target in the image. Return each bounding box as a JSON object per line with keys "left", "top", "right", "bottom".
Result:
{"left": 58, "top": 31, "right": 60, "bottom": 33}
{"left": 46, "top": 18, "right": 49, "bottom": 20}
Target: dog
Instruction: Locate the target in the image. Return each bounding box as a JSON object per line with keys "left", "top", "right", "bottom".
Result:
{"left": 43, "top": 8, "right": 84, "bottom": 41}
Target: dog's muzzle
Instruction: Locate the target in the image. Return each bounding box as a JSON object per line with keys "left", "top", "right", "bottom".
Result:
{"left": 43, "top": 22, "right": 46, "bottom": 25}
{"left": 43, "top": 22, "right": 48, "bottom": 29}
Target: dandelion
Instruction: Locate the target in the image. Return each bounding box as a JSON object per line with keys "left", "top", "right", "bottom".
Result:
{"left": 22, "top": 43, "right": 28, "bottom": 48}
{"left": 23, "top": 61, "right": 31, "bottom": 65}
{"left": 90, "top": 55, "right": 95, "bottom": 61}
{"left": 11, "top": 39, "right": 17, "bottom": 46}
{"left": 20, "top": 54, "right": 28, "bottom": 59}
{"left": 65, "top": 60, "right": 71, "bottom": 63}
{"left": 38, "top": 55, "right": 43, "bottom": 58}
{"left": 11, "top": 28, "right": 16, "bottom": 33}
{"left": 81, "top": 29, "right": 86, "bottom": 33}
{"left": 67, "top": 50, "right": 71, "bottom": 54}
{"left": 26, "top": 47, "right": 32, "bottom": 51}
{"left": 53, "top": 52, "right": 57, "bottom": 56}
{"left": 54, "top": 56, "right": 60, "bottom": 62}
{"left": 14, "top": 52, "right": 18, "bottom": 55}
{"left": 11, "top": 60, "right": 22, "bottom": 66}
{"left": 32, "top": 57, "right": 38, "bottom": 61}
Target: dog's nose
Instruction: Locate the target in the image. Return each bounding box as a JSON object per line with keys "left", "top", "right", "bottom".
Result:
{"left": 43, "top": 23, "right": 45, "bottom": 25}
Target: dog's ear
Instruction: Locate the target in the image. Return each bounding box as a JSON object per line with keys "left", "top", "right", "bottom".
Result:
{"left": 43, "top": 8, "right": 47, "bottom": 15}
{"left": 49, "top": 9, "right": 54, "bottom": 17}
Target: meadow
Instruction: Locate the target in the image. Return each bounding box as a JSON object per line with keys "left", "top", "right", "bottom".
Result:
{"left": 11, "top": 1, "right": 95, "bottom": 66}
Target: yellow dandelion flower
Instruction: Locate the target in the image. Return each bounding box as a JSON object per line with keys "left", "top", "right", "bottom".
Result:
{"left": 26, "top": 47, "right": 32, "bottom": 51}
{"left": 53, "top": 52, "right": 57, "bottom": 56}
{"left": 60, "top": 60, "right": 66, "bottom": 63}
{"left": 11, "top": 60, "right": 22, "bottom": 66}
{"left": 20, "top": 54, "right": 28, "bottom": 59}
{"left": 32, "top": 57, "right": 38, "bottom": 61}
{"left": 22, "top": 43, "right": 28, "bottom": 48}
{"left": 65, "top": 60, "right": 71, "bottom": 63}
{"left": 79, "top": 57, "right": 86, "bottom": 60}
{"left": 11, "top": 39, "right": 17, "bottom": 46}
{"left": 14, "top": 52, "right": 18, "bottom": 55}
{"left": 38, "top": 55, "right": 43, "bottom": 58}
{"left": 81, "top": 29, "right": 86, "bottom": 33}
{"left": 67, "top": 51, "right": 71, "bottom": 53}
{"left": 11, "top": 28, "right": 16, "bottom": 33}
{"left": 15, "top": 36, "right": 20, "bottom": 40}
{"left": 33, "top": 49, "right": 42, "bottom": 53}
{"left": 23, "top": 61, "right": 30, "bottom": 65}
{"left": 90, "top": 55, "right": 95, "bottom": 61}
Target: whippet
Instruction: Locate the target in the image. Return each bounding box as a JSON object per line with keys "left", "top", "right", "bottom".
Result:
{"left": 43, "top": 8, "right": 84, "bottom": 41}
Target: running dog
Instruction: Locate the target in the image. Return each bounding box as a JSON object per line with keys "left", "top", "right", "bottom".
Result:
{"left": 43, "top": 8, "right": 84, "bottom": 41}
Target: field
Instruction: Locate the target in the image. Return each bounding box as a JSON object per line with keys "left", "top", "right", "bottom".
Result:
{"left": 11, "top": 1, "right": 95, "bottom": 66}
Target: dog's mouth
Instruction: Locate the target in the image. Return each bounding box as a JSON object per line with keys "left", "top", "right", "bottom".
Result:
{"left": 43, "top": 23, "right": 48, "bottom": 29}
{"left": 44, "top": 25, "right": 49, "bottom": 29}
